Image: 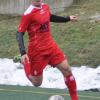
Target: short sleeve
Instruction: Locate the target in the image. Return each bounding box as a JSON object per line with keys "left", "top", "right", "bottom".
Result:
{"left": 18, "top": 14, "right": 31, "bottom": 33}
{"left": 47, "top": 4, "right": 51, "bottom": 16}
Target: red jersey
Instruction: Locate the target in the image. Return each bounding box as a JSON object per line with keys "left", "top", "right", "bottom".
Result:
{"left": 18, "top": 3, "right": 56, "bottom": 51}
{"left": 18, "top": 3, "right": 66, "bottom": 77}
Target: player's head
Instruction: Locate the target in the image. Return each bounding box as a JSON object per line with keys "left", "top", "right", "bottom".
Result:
{"left": 33, "top": 0, "right": 43, "bottom": 7}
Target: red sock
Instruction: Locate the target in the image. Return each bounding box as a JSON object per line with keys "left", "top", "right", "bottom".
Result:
{"left": 65, "top": 74, "right": 78, "bottom": 100}
{"left": 22, "top": 59, "right": 30, "bottom": 79}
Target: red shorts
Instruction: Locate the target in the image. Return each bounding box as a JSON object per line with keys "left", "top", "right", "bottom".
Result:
{"left": 28, "top": 45, "right": 66, "bottom": 76}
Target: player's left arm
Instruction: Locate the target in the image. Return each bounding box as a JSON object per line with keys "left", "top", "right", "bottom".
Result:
{"left": 50, "top": 14, "right": 77, "bottom": 22}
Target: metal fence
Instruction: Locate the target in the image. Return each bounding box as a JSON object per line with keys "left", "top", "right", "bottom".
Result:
{"left": 0, "top": 0, "right": 73, "bottom": 14}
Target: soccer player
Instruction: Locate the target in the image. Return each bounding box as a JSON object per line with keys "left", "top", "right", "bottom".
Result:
{"left": 16, "top": 0, "right": 78, "bottom": 100}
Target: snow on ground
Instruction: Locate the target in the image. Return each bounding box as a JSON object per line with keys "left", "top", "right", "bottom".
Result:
{"left": 0, "top": 58, "right": 100, "bottom": 91}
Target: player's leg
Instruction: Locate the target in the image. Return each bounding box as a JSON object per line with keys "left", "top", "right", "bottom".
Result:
{"left": 22, "top": 58, "right": 31, "bottom": 79}
{"left": 29, "top": 74, "right": 43, "bottom": 87}
{"left": 27, "top": 54, "right": 49, "bottom": 87}
{"left": 49, "top": 45, "right": 78, "bottom": 100}
{"left": 22, "top": 55, "right": 44, "bottom": 87}
{"left": 55, "top": 59, "right": 78, "bottom": 100}
{"left": 55, "top": 59, "right": 71, "bottom": 77}
{"left": 23, "top": 60, "right": 44, "bottom": 87}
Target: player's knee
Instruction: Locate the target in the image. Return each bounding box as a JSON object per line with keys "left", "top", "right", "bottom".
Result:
{"left": 30, "top": 78, "right": 42, "bottom": 87}
{"left": 29, "top": 74, "right": 43, "bottom": 87}
{"left": 60, "top": 66, "right": 72, "bottom": 76}
{"left": 32, "top": 82, "right": 42, "bottom": 87}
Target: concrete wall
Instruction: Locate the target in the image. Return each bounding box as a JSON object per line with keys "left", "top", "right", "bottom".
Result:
{"left": 44, "top": 0, "right": 73, "bottom": 13}
{"left": 0, "top": 0, "right": 73, "bottom": 14}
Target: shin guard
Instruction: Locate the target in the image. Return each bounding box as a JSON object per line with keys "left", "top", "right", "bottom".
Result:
{"left": 65, "top": 74, "right": 78, "bottom": 100}
{"left": 22, "top": 59, "right": 30, "bottom": 79}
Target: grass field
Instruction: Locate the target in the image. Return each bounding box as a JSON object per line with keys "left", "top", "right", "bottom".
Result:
{"left": 0, "top": 85, "right": 100, "bottom": 100}
{"left": 0, "top": 0, "right": 100, "bottom": 67}
{"left": 0, "top": 1, "right": 100, "bottom": 100}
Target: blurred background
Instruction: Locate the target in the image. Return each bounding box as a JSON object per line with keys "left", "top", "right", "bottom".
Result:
{"left": 0, "top": 0, "right": 100, "bottom": 67}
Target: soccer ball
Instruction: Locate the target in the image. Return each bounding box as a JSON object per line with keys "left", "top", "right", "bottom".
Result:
{"left": 48, "top": 95, "right": 64, "bottom": 100}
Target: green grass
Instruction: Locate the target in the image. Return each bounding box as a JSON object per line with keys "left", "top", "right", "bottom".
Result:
{"left": 0, "top": 15, "right": 19, "bottom": 58}
{"left": 0, "top": 85, "right": 100, "bottom": 100}
{"left": 0, "top": 0, "right": 100, "bottom": 67}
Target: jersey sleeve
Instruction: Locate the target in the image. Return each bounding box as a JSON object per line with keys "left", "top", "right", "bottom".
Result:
{"left": 18, "top": 14, "right": 31, "bottom": 33}
{"left": 48, "top": 5, "right": 51, "bottom": 17}
{"left": 45, "top": 4, "right": 51, "bottom": 17}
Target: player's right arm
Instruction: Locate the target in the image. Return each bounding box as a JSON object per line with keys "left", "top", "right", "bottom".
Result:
{"left": 16, "top": 14, "right": 31, "bottom": 63}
